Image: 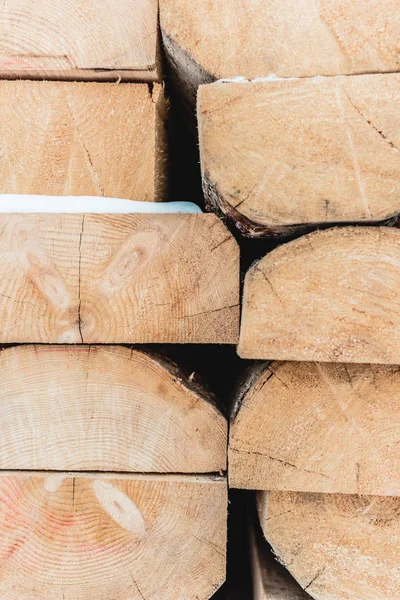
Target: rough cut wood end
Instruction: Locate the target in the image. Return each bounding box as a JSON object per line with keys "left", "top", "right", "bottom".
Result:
{"left": 0, "top": 345, "right": 227, "bottom": 472}
{"left": 198, "top": 75, "right": 400, "bottom": 236}
{"left": 160, "top": 0, "right": 400, "bottom": 106}
{"left": 0, "top": 213, "right": 239, "bottom": 344}
{"left": 258, "top": 491, "right": 400, "bottom": 600}
{"left": 0, "top": 473, "right": 226, "bottom": 600}
{"left": 239, "top": 227, "right": 400, "bottom": 363}
{"left": 0, "top": 80, "right": 167, "bottom": 201}
{"left": 230, "top": 361, "right": 400, "bottom": 495}
{"left": 0, "top": 345, "right": 227, "bottom": 600}
{"left": 0, "top": 0, "right": 160, "bottom": 81}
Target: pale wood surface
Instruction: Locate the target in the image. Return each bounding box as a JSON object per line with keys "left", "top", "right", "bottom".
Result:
{"left": 199, "top": 75, "right": 400, "bottom": 236}
{"left": 251, "top": 524, "right": 309, "bottom": 600}
{"left": 239, "top": 227, "right": 400, "bottom": 363}
{"left": 160, "top": 0, "right": 400, "bottom": 101}
{"left": 0, "top": 345, "right": 227, "bottom": 472}
{"left": 0, "top": 81, "right": 166, "bottom": 200}
{"left": 0, "top": 213, "right": 239, "bottom": 343}
{"left": 0, "top": 0, "right": 159, "bottom": 81}
{"left": 0, "top": 472, "right": 226, "bottom": 600}
{"left": 258, "top": 491, "right": 400, "bottom": 600}
{"left": 230, "top": 361, "right": 400, "bottom": 495}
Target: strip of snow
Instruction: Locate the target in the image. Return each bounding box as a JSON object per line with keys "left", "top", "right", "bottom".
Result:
{"left": 0, "top": 195, "right": 202, "bottom": 214}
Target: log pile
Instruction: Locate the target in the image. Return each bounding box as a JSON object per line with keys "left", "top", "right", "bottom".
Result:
{"left": 2, "top": 0, "right": 400, "bottom": 598}
{"left": 0, "top": 345, "right": 227, "bottom": 600}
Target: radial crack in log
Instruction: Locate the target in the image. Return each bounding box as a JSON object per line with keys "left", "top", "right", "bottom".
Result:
{"left": 0, "top": 213, "right": 239, "bottom": 344}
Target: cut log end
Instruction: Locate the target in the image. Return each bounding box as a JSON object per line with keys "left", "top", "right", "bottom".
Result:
{"left": 0, "top": 213, "right": 239, "bottom": 344}
{"left": 239, "top": 227, "right": 400, "bottom": 363}
{"left": 0, "top": 345, "right": 227, "bottom": 473}
{"left": 0, "top": 472, "right": 227, "bottom": 600}
{"left": 258, "top": 491, "right": 400, "bottom": 600}
{"left": 199, "top": 75, "right": 400, "bottom": 236}
{"left": 0, "top": 80, "right": 167, "bottom": 201}
{"left": 230, "top": 361, "right": 400, "bottom": 495}
{"left": 0, "top": 0, "right": 160, "bottom": 82}
{"left": 160, "top": 0, "right": 400, "bottom": 107}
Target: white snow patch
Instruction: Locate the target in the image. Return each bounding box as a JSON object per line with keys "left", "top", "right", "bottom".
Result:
{"left": 0, "top": 195, "right": 202, "bottom": 214}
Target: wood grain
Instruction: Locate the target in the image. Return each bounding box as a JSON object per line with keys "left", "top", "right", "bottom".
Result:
{"left": 0, "top": 472, "right": 226, "bottom": 600}
{"left": 239, "top": 227, "right": 400, "bottom": 363}
{"left": 230, "top": 361, "right": 400, "bottom": 495}
{"left": 160, "top": 0, "right": 400, "bottom": 106}
{"left": 0, "top": 213, "right": 239, "bottom": 344}
{"left": 0, "top": 0, "right": 159, "bottom": 81}
{"left": 199, "top": 75, "right": 400, "bottom": 236}
{"left": 258, "top": 491, "right": 400, "bottom": 600}
{"left": 0, "top": 345, "right": 227, "bottom": 472}
{"left": 0, "top": 80, "right": 166, "bottom": 200}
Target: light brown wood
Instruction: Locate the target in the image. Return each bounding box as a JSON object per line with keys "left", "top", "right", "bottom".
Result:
{"left": 0, "top": 80, "right": 166, "bottom": 200}
{"left": 0, "top": 213, "right": 239, "bottom": 343}
{"left": 0, "top": 0, "right": 159, "bottom": 81}
{"left": 230, "top": 361, "right": 400, "bottom": 495}
{"left": 0, "top": 345, "right": 227, "bottom": 472}
{"left": 258, "top": 491, "right": 400, "bottom": 600}
{"left": 0, "top": 472, "right": 226, "bottom": 600}
{"left": 160, "top": 0, "right": 400, "bottom": 106}
{"left": 239, "top": 227, "right": 400, "bottom": 363}
{"left": 251, "top": 522, "right": 309, "bottom": 600}
{"left": 198, "top": 75, "right": 400, "bottom": 236}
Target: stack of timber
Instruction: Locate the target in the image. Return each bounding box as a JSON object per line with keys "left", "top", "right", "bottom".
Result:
{"left": 198, "top": 75, "right": 400, "bottom": 236}
{"left": 0, "top": 212, "right": 239, "bottom": 344}
{"left": 0, "top": 0, "right": 166, "bottom": 201}
{"left": 160, "top": 0, "right": 400, "bottom": 109}
{"left": 230, "top": 360, "right": 400, "bottom": 599}
{"left": 230, "top": 228, "right": 400, "bottom": 598}
{"left": 0, "top": 345, "right": 227, "bottom": 600}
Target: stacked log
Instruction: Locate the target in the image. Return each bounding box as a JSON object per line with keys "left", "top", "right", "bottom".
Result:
{"left": 230, "top": 359, "right": 400, "bottom": 598}
{"left": 0, "top": 212, "right": 239, "bottom": 344}
{"left": 0, "top": 80, "right": 167, "bottom": 200}
{"left": 198, "top": 76, "right": 400, "bottom": 236}
{"left": 231, "top": 227, "right": 400, "bottom": 597}
{"left": 0, "top": 4, "right": 238, "bottom": 598}
{"left": 0, "top": 345, "right": 227, "bottom": 600}
{"left": 239, "top": 227, "right": 400, "bottom": 363}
